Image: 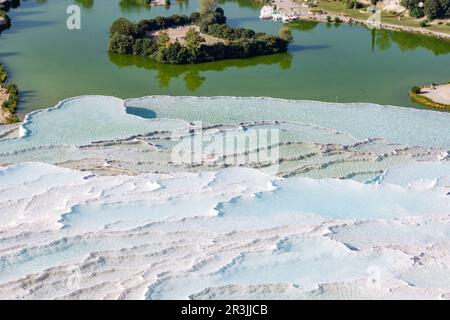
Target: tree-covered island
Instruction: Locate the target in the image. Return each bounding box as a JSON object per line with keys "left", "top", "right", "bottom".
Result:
{"left": 108, "top": 7, "right": 291, "bottom": 64}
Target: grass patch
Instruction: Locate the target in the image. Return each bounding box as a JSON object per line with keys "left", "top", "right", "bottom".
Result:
{"left": 308, "top": 0, "right": 371, "bottom": 19}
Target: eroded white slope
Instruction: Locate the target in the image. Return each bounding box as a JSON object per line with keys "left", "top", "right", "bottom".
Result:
{"left": 0, "top": 95, "right": 449, "bottom": 299}
{"left": 0, "top": 163, "right": 449, "bottom": 300}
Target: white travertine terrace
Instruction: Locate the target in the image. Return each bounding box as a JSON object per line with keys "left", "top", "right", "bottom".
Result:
{"left": 0, "top": 95, "right": 449, "bottom": 299}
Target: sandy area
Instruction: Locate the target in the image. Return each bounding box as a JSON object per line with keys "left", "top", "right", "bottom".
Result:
{"left": 151, "top": 25, "right": 226, "bottom": 45}
{"left": 379, "top": 0, "right": 405, "bottom": 14}
{"left": 421, "top": 84, "right": 450, "bottom": 105}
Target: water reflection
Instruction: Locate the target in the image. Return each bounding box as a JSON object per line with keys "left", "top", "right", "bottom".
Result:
{"left": 217, "top": 0, "right": 263, "bottom": 10}
{"left": 372, "top": 28, "right": 450, "bottom": 55}
{"left": 289, "top": 20, "right": 320, "bottom": 32}
{"left": 117, "top": 0, "right": 188, "bottom": 12}
{"left": 74, "top": 0, "right": 448, "bottom": 57}
{"left": 3, "top": 0, "right": 449, "bottom": 112}
{"left": 109, "top": 52, "right": 293, "bottom": 92}
{"left": 74, "top": 0, "right": 94, "bottom": 9}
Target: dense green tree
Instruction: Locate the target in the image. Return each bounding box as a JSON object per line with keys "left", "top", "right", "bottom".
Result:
{"left": 108, "top": 33, "right": 134, "bottom": 54}
{"left": 425, "top": 0, "right": 441, "bottom": 18}
{"left": 423, "top": 0, "right": 450, "bottom": 19}
{"left": 156, "top": 31, "right": 171, "bottom": 48}
{"left": 184, "top": 27, "right": 205, "bottom": 49}
{"left": 108, "top": 9, "right": 289, "bottom": 64}
{"left": 156, "top": 41, "right": 187, "bottom": 63}
{"left": 110, "top": 18, "right": 135, "bottom": 36}
{"left": 402, "top": 0, "right": 450, "bottom": 19}
{"left": 441, "top": 0, "right": 450, "bottom": 16}
{"left": 402, "top": 0, "right": 425, "bottom": 17}
{"left": 190, "top": 12, "right": 201, "bottom": 23}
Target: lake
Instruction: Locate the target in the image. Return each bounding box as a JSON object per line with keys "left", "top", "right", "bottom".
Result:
{"left": 1, "top": 0, "right": 450, "bottom": 114}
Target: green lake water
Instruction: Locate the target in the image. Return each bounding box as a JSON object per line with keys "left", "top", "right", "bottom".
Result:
{"left": 1, "top": 0, "right": 450, "bottom": 114}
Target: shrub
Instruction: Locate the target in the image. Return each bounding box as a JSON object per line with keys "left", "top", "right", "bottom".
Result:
{"left": 0, "top": 64, "right": 6, "bottom": 83}
{"left": 108, "top": 9, "right": 288, "bottom": 64}
{"left": 205, "top": 24, "right": 255, "bottom": 40}
{"left": 423, "top": 0, "right": 450, "bottom": 20}
{"left": 401, "top": 0, "right": 438, "bottom": 18}
{"left": 1, "top": 83, "right": 19, "bottom": 115}
{"left": 110, "top": 18, "right": 135, "bottom": 36}
{"left": 108, "top": 33, "right": 135, "bottom": 54}
{"left": 132, "top": 38, "right": 157, "bottom": 55}
{"left": 410, "top": 7, "right": 425, "bottom": 18}
{"left": 156, "top": 31, "right": 170, "bottom": 48}
{"left": 184, "top": 27, "right": 205, "bottom": 49}
{"left": 198, "top": 11, "right": 226, "bottom": 32}
{"left": 0, "top": 11, "right": 12, "bottom": 33}
{"left": 346, "top": 0, "right": 364, "bottom": 9}
{"left": 402, "top": 0, "right": 426, "bottom": 17}
{"left": 190, "top": 12, "right": 201, "bottom": 24}
{"left": 411, "top": 86, "right": 421, "bottom": 94}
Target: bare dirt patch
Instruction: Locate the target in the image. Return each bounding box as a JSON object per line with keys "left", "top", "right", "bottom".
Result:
{"left": 150, "top": 25, "right": 226, "bottom": 45}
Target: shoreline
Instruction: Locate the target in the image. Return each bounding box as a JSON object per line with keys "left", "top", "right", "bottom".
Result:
{"left": 11, "top": 93, "right": 450, "bottom": 135}
{"left": 410, "top": 83, "right": 450, "bottom": 110}
{"left": 109, "top": 10, "right": 289, "bottom": 65}
{"left": 297, "top": 14, "right": 450, "bottom": 41}
{"left": 0, "top": 86, "right": 11, "bottom": 123}
{"left": 0, "top": 65, "right": 19, "bottom": 124}
{"left": 3, "top": 90, "right": 450, "bottom": 127}
{"left": 270, "top": 0, "right": 450, "bottom": 40}
{"left": 1, "top": 1, "right": 449, "bottom": 126}
{"left": 0, "top": 0, "right": 19, "bottom": 125}
{"left": 0, "top": 86, "right": 19, "bottom": 124}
